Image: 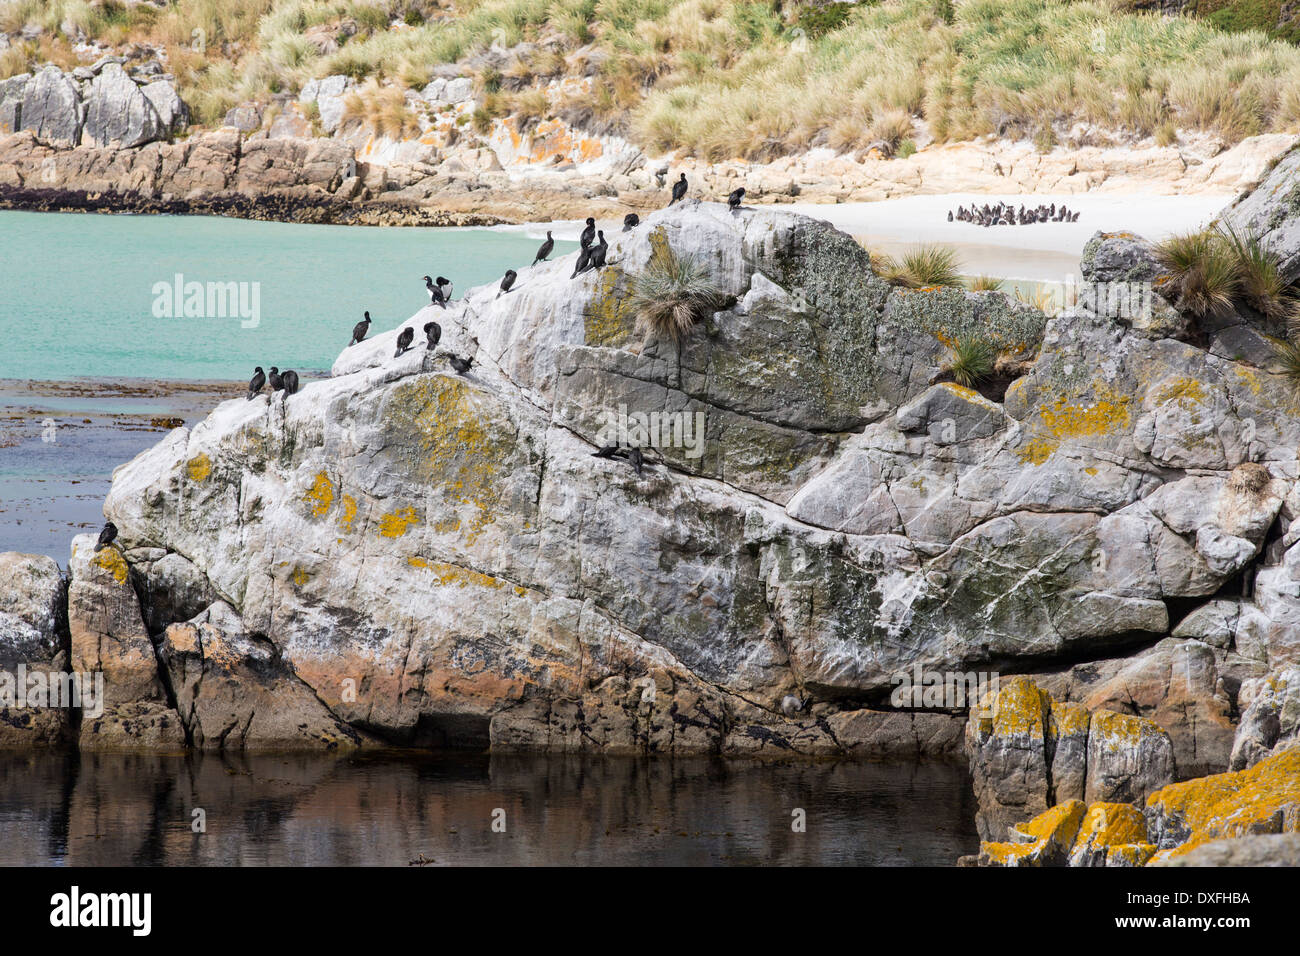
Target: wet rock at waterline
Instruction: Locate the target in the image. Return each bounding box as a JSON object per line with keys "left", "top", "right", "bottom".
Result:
{"left": 0, "top": 552, "right": 68, "bottom": 747}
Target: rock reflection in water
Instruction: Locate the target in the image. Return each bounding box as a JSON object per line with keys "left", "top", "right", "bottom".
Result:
{"left": 0, "top": 752, "right": 977, "bottom": 866}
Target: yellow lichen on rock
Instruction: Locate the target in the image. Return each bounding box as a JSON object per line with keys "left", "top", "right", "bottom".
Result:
{"left": 91, "top": 547, "right": 130, "bottom": 585}
{"left": 337, "top": 494, "right": 358, "bottom": 532}
{"left": 980, "top": 799, "right": 1086, "bottom": 866}
{"left": 186, "top": 452, "right": 211, "bottom": 481}
{"left": 304, "top": 471, "right": 335, "bottom": 518}
{"left": 378, "top": 507, "right": 420, "bottom": 538}
{"left": 1146, "top": 748, "right": 1300, "bottom": 860}
{"left": 1016, "top": 380, "right": 1133, "bottom": 466}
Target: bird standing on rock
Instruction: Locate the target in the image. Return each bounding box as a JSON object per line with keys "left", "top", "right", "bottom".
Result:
{"left": 498, "top": 269, "right": 517, "bottom": 297}
{"left": 449, "top": 354, "right": 473, "bottom": 375}
{"left": 268, "top": 367, "right": 283, "bottom": 393}
{"left": 728, "top": 187, "right": 745, "bottom": 211}
{"left": 94, "top": 521, "right": 117, "bottom": 553}
{"left": 246, "top": 366, "right": 265, "bottom": 400}
{"left": 579, "top": 217, "right": 596, "bottom": 249}
{"left": 623, "top": 213, "right": 639, "bottom": 232}
{"left": 425, "top": 275, "right": 450, "bottom": 308}
{"left": 669, "top": 172, "right": 687, "bottom": 205}
{"left": 533, "top": 231, "right": 554, "bottom": 266}
{"left": 281, "top": 370, "right": 300, "bottom": 395}
{"left": 395, "top": 326, "right": 414, "bottom": 357}
{"left": 571, "top": 244, "right": 593, "bottom": 278}
{"left": 350, "top": 312, "right": 371, "bottom": 346}
{"left": 588, "top": 231, "right": 608, "bottom": 270}
{"left": 424, "top": 321, "right": 441, "bottom": 350}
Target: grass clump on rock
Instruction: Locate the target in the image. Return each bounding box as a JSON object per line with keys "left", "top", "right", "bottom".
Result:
{"left": 629, "top": 241, "right": 725, "bottom": 344}
{"left": 1156, "top": 230, "right": 1242, "bottom": 318}
{"left": 873, "top": 244, "right": 964, "bottom": 289}
{"left": 943, "top": 335, "right": 996, "bottom": 388}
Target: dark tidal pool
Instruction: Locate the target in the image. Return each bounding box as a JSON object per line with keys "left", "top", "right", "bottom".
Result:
{"left": 0, "top": 752, "right": 978, "bottom": 866}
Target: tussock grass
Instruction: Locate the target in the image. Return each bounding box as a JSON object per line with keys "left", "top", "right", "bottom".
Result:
{"left": 944, "top": 335, "right": 996, "bottom": 388}
{"left": 875, "top": 244, "right": 964, "bottom": 289}
{"left": 630, "top": 242, "right": 726, "bottom": 343}
{"left": 341, "top": 80, "right": 420, "bottom": 138}
{"left": 1156, "top": 230, "right": 1242, "bottom": 318}
{"left": 967, "top": 275, "right": 1004, "bottom": 292}
{"left": 5, "top": 0, "right": 1300, "bottom": 156}
{"left": 1219, "top": 224, "right": 1293, "bottom": 319}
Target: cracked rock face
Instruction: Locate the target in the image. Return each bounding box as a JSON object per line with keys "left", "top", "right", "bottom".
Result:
{"left": 0, "top": 197, "right": 1281, "bottom": 759}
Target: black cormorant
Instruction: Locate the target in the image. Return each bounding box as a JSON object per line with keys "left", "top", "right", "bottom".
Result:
{"left": 532, "top": 231, "right": 554, "bottom": 265}
{"left": 424, "top": 321, "right": 441, "bottom": 350}
{"left": 395, "top": 326, "right": 414, "bottom": 357}
{"left": 579, "top": 217, "right": 596, "bottom": 249}
{"left": 623, "top": 213, "right": 639, "bottom": 232}
{"left": 246, "top": 366, "right": 265, "bottom": 401}
{"left": 268, "top": 366, "right": 283, "bottom": 392}
{"left": 588, "top": 231, "right": 608, "bottom": 270}
{"left": 449, "top": 354, "right": 473, "bottom": 375}
{"left": 94, "top": 521, "right": 117, "bottom": 552}
{"left": 498, "top": 269, "right": 517, "bottom": 297}
{"left": 350, "top": 312, "right": 371, "bottom": 346}
{"left": 571, "top": 244, "right": 593, "bottom": 278}
{"left": 728, "top": 187, "right": 745, "bottom": 210}
{"left": 281, "top": 369, "right": 300, "bottom": 395}
{"left": 669, "top": 172, "right": 687, "bottom": 205}
{"left": 424, "top": 275, "right": 449, "bottom": 308}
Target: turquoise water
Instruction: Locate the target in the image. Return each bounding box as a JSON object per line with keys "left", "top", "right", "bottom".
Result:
{"left": 0, "top": 211, "right": 574, "bottom": 381}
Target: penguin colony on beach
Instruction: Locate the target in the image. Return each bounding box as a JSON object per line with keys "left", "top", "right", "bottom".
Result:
{"left": 948, "top": 200, "right": 1079, "bottom": 226}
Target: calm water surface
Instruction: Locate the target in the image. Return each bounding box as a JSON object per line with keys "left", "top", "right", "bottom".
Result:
{"left": 0, "top": 752, "right": 977, "bottom": 866}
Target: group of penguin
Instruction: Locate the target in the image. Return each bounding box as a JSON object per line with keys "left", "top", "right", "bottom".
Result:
{"left": 948, "top": 200, "right": 1080, "bottom": 226}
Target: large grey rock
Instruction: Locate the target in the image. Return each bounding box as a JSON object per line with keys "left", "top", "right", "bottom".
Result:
{"left": 1218, "top": 143, "right": 1300, "bottom": 286}
{"left": 0, "top": 74, "right": 28, "bottom": 134}
{"left": 82, "top": 63, "right": 164, "bottom": 148}
{"left": 19, "top": 65, "right": 83, "bottom": 146}
{"left": 299, "top": 75, "right": 354, "bottom": 133}
{"left": 140, "top": 79, "right": 189, "bottom": 134}
{"left": 0, "top": 552, "right": 63, "bottom": 668}
{"left": 1231, "top": 667, "right": 1300, "bottom": 770}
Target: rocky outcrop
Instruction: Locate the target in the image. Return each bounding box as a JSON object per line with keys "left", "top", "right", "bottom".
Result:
{"left": 1219, "top": 142, "right": 1300, "bottom": 285}
{"left": 82, "top": 63, "right": 163, "bottom": 148}
{"left": 1230, "top": 667, "right": 1300, "bottom": 770}
{"left": 1150, "top": 832, "right": 1300, "bottom": 867}
{"left": 20, "top": 66, "right": 82, "bottom": 147}
{"left": 1145, "top": 748, "right": 1300, "bottom": 862}
{"left": 977, "top": 799, "right": 1156, "bottom": 867}
{"left": 965, "top": 677, "right": 1175, "bottom": 840}
{"left": 0, "top": 552, "right": 68, "bottom": 747}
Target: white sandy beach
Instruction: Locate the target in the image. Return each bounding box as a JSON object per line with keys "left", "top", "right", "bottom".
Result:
{"left": 492, "top": 192, "right": 1233, "bottom": 282}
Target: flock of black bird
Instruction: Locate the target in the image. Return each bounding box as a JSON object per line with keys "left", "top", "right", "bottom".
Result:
{"left": 246, "top": 364, "right": 301, "bottom": 402}
{"left": 236, "top": 172, "right": 746, "bottom": 475}
{"left": 948, "top": 200, "right": 1080, "bottom": 226}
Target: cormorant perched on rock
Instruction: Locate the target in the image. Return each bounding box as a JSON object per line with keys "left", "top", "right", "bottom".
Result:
{"left": 424, "top": 275, "right": 450, "bottom": 308}
{"left": 281, "top": 369, "right": 300, "bottom": 395}
{"left": 350, "top": 312, "right": 371, "bottom": 346}
{"left": 498, "top": 269, "right": 517, "bottom": 298}
{"left": 246, "top": 366, "right": 265, "bottom": 400}
{"left": 395, "top": 326, "right": 414, "bottom": 357}
{"left": 268, "top": 367, "right": 283, "bottom": 392}
{"left": 532, "top": 231, "right": 554, "bottom": 266}
{"left": 579, "top": 217, "right": 596, "bottom": 249}
{"left": 627, "top": 446, "right": 643, "bottom": 476}
{"left": 424, "top": 321, "right": 441, "bottom": 350}
{"left": 591, "top": 444, "right": 647, "bottom": 474}
{"left": 588, "top": 232, "right": 608, "bottom": 270}
{"left": 94, "top": 521, "right": 117, "bottom": 552}
{"left": 449, "top": 354, "right": 473, "bottom": 375}
{"left": 669, "top": 172, "right": 687, "bottom": 205}
{"left": 592, "top": 445, "right": 621, "bottom": 459}
{"left": 728, "top": 187, "right": 745, "bottom": 210}
{"left": 571, "top": 244, "right": 593, "bottom": 278}
{"left": 623, "top": 213, "right": 639, "bottom": 232}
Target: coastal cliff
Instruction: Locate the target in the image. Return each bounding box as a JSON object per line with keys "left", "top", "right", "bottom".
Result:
{"left": 4, "top": 156, "right": 1300, "bottom": 861}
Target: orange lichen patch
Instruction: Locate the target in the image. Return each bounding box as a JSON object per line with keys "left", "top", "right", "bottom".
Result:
{"left": 1147, "top": 748, "right": 1300, "bottom": 858}
{"left": 1016, "top": 380, "right": 1133, "bottom": 466}
{"left": 291, "top": 567, "right": 311, "bottom": 587}
{"left": 1072, "top": 802, "right": 1147, "bottom": 852}
{"left": 92, "top": 548, "right": 130, "bottom": 585}
{"left": 304, "top": 471, "right": 335, "bottom": 518}
{"left": 337, "top": 494, "right": 358, "bottom": 532}
{"left": 1084, "top": 466, "right": 1098, "bottom": 476}
{"left": 1049, "top": 699, "right": 1091, "bottom": 740}
{"left": 1106, "top": 843, "right": 1157, "bottom": 866}
{"left": 433, "top": 515, "right": 463, "bottom": 533}
{"left": 980, "top": 800, "right": 1086, "bottom": 866}
{"left": 939, "top": 382, "right": 984, "bottom": 402}
{"left": 186, "top": 453, "right": 212, "bottom": 481}
{"left": 378, "top": 507, "right": 420, "bottom": 538}
{"left": 406, "top": 558, "right": 518, "bottom": 592}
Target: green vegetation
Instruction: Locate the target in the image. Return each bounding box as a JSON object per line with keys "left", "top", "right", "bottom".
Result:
{"left": 629, "top": 238, "right": 726, "bottom": 343}
{"left": 967, "top": 275, "right": 1004, "bottom": 292}
{"left": 873, "top": 244, "right": 963, "bottom": 289}
{"left": 943, "top": 334, "right": 996, "bottom": 388}
{"left": 2, "top": 0, "right": 1299, "bottom": 154}
{"left": 1157, "top": 227, "right": 1299, "bottom": 320}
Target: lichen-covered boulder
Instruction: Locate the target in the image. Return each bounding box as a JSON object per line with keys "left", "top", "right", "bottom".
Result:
{"left": 0, "top": 74, "right": 28, "bottom": 134}
{"left": 978, "top": 800, "right": 1086, "bottom": 867}
{"left": 1150, "top": 832, "right": 1300, "bottom": 867}
{"left": 66, "top": 534, "right": 184, "bottom": 751}
{"left": 1068, "top": 802, "right": 1153, "bottom": 867}
{"left": 1086, "top": 709, "right": 1177, "bottom": 804}
{"left": 1230, "top": 668, "right": 1300, "bottom": 770}
{"left": 1146, "top": 748, "right": 1300, "bottom": 861}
